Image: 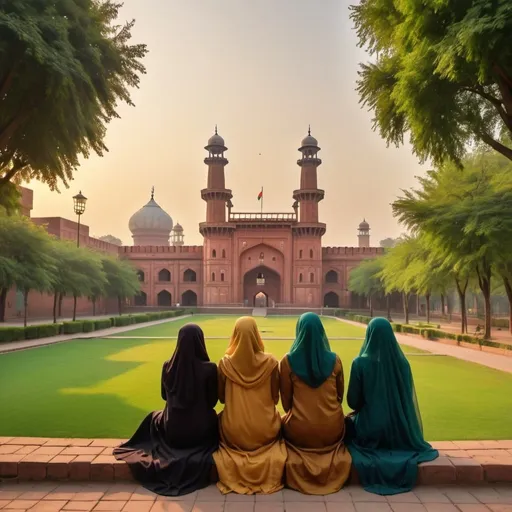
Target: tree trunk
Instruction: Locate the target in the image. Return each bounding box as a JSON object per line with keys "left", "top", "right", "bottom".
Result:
{"left": 58, "top": 293, "right": 63, "bottom": 317}
{"left": 118, "top": 296, "right": 122, "bottom": 316}
{"left": 73, "top": 295, "right": 77, "bottom": 322}
{"left": 53, "top": 293, "right": 58, "bottom": 324}
{"left": 504, "top": 277, "right": 512, "bottom": 334}
{"left": 92, "top": 297, "right": 96, "bottom": 317}
{"left": 23, "top": 290, "right": 29, "bottom": 327}
{"left": 416, "top": 294, "right": 421, "bottom": 317}
{"left": 476, "top": 264, "right": 492, "bottom": 339}
{"left": 441, "top": 294, "right": 445, "bottom": 316}
{"left": 426, "top": 293, "right": 431, "bottom": 324}
{"left": 403, "top": 292, "right": 409, "bottom": 324}
{"left": 0, "top": 288, "right": 7, "bottom": 322}
{"left": 386, "top": 294, "right": 392, "bottom": 321}
{"left": 369, "top": 294, "right": 373, "bottom": 318}
{"left": 455, "top": 277, "right": 468, "bottom": 334}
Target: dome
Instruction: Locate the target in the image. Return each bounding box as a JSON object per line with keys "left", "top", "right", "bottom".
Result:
{"left": 301, "top": 134, "right": 318, "bottom": 147}
{"left": 359, "top": 219, "right": 370, "bottom": 230}
{"left": 173, "top": 222, "right": 183, "bottom": 232}
{"left": 207, "top": 125, "right": 225, "bottom": 147}
{"left": 129, "top": 192, "right": 173, "bottom": 235}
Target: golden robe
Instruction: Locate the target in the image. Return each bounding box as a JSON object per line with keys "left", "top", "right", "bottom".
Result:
{"left": 280, "top": 354, "right": 351, "bottom": 494}
{"left": 213, "top": 317, "right": 287, "bottom": 494}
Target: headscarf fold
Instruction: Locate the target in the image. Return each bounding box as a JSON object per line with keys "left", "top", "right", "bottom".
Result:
{"left": 163, "top": 323, "right": 210, "bottom": 408}
{"left": 287, "top": 312, "right": 337, "bottom": 388}
{"left": 359, "top": 317, "right": 426, "bottom": 441}
{"left": 220, "top": 316, "right": 277, "bottom": 388}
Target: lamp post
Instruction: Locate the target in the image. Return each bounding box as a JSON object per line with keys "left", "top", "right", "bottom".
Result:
{"left": 72, "top": 191, "right": 87, "bottom": 321}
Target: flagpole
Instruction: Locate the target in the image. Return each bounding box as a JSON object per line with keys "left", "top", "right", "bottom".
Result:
{"left": 261, "top": 187, "right": 263, "bottom": 215}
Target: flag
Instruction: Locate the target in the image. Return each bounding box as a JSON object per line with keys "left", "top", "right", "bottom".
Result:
{"left": 258, "top": 188, "right": 263, "bottom": 201}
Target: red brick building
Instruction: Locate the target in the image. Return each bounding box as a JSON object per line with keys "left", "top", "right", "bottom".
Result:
{"left": 5, "top": 129, "right": 382, "bottom": 321}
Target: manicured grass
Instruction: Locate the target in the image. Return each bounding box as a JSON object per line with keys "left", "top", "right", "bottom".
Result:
{"left": 1, "top": 315, "right": 511, "bottom": 440}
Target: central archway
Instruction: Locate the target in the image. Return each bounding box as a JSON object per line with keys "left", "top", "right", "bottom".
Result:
{"left": 243, "top": 266, "right": 281, "bottom": 307}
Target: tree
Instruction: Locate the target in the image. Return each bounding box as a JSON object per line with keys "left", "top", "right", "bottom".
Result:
{"left": 102, "top": 257, "right": 140, "bottom": 315}
{"left": 48, "top": 242, "right": 107, "bottom": 322}
{"left": 0, "top": 212, "right": 55, "bottom": 323}
{"left": 348, "top": 258, "right": 387, "bottom": 318}
{"left": 0, "top": 0, "right": 147, "bottom": 208}
{"left": 379, "top": 237, "right": 421, "bottom": 324}
{"left": 351, "top": 0, "right": 512, "bottom": 165}
{"left": 97, "top": 235, "right": 123, "bottom": 246}
{"left": 393, "top": 149, "right": 512, "bottom": 338}
{"left": 379, "top": 238, "right": 400, "bottom": 249}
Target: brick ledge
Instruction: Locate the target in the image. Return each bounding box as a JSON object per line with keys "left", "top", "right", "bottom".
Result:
{"left": 1, "top": 437, "right": 512, "bottom": 484}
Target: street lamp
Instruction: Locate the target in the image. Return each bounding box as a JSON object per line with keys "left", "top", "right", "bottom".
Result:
{"left": 73, "top": 191, "right": 87, "bottom": 248}
{"left": 72, "top": 191, "right": 87, "bottom": 321}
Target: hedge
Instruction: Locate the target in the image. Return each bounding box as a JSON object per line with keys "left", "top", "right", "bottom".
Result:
{"left": 0, "top": 309, "right": 189, "bottom": 344}
{"left": 62, "top": 321, "right": 85, "bottom": 334}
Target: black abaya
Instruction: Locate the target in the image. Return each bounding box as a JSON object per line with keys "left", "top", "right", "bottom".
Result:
{"left": 113, "top": 324, "right": 219, "bottom": 496}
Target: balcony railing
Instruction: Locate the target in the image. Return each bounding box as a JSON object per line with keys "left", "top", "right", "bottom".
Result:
{"left": 229, "top": 212, "right": 297, "bottom": 222}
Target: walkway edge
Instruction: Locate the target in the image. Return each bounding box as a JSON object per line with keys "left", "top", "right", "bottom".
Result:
{"left": 0, "top": 315, "right": 192, "bottom": 354}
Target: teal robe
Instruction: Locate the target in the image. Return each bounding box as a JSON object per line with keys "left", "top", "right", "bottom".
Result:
{"left": 347, "top": 318, "right": 438, "bottom": 495}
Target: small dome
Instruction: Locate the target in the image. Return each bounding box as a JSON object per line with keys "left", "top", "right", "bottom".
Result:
{"left": 207, "top": 126, "right": 225, "bottom": 147}
{"left": 301, "top": 134, "right": 318, "bottom": 147}
{"left": 173, "top": 223, "right": 183, "bottom": 232}
{"left": 359, "top": 219, "right": 370, "bottom": 230}
{"left": 129, "top": 193, "right": 173, "bottom": 235}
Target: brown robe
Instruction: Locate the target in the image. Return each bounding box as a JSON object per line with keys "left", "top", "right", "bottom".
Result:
{"left": 213, "top": 317, "right": 287, "bottom": 494}
{"left": 280, "top": 354, "right": 352, "bottom": 494}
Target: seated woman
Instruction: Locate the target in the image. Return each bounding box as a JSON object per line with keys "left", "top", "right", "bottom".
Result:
{"left": 280, "top": 312, "right": 352, "bottom": 495}
{"left": 113, "top": 324, "right": 218, "bottom": 496}
{"left": 213, "top": 316, "right": 287, "bottom": 494}
{"left": 347, "top": 317, "right": 438, "bottom": 495}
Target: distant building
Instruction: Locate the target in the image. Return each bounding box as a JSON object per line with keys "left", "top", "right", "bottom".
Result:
{"left": 6, "top": 129, "right": 382, "bottom": 321}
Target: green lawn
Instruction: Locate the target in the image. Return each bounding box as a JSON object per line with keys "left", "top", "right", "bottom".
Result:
{"left": 1, "top": 315, "right": 511, "bottom": 441}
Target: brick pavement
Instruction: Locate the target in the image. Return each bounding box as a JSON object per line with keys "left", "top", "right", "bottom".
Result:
{"left": 0, "top": 481, "right": 512, "bottom": 511}
{"left": 1, "top": 439, "right": 512, "bottom": 488}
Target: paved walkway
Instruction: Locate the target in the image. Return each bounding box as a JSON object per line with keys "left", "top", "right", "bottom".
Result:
{"left": 0, "top": 481, "right": 511, "bottom": 511}
{"left": 338, "top": 319, "right": 512, "bottom": 374}
{"left": 2, "top": 315, "right": 116, "bottom": 328}
{"left": 0, "top": 316, "right": 191, "bottom": 354}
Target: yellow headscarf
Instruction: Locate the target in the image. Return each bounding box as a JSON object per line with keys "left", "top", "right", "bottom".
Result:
{"left": 220, "top": 316, "right": 277, "bottom": 388}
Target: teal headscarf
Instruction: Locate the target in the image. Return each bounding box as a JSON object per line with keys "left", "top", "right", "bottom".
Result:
{"left": 287, "top": 312, "right": 337, "bottom": 388}
{"left": 347, "top": 317, "right": 438, "bottom": 495}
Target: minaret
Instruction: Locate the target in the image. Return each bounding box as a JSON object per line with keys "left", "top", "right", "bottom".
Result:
{"left": 200, "top": 126, "right": 232, "bottom": 224}
{"left": 358, "top": 219, "right": 370, "bottom": 248}
{"left": 171, "top": 223, "right": 184, "bottom": 246}
{"left": 293, "top": 126, "right": 325, "bottom": 224}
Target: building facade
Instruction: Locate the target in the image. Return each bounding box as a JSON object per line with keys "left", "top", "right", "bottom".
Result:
{"left": 5, "top": 130, "right": 382, "bottom": 321}
{"left": 122, "top": 129, "right": 383, "bottom": 310}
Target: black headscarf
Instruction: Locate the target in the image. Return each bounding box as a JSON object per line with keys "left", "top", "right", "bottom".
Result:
{"left": 163, "top": 323, "right": 210, "bottom": 408}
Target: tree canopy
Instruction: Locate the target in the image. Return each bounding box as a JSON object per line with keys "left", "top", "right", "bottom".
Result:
{"left": 0, "top": 0, "right": 147, "bottom": 209}
{"left": 351, "top": 0, "right": 512, "bottom": 165}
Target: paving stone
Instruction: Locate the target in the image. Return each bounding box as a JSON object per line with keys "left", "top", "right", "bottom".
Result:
{"left": 6, "top": 438, "right": 50, "bottom": 446}
{"left": 389, "top": 505, "right": 427, "bottom": 512}
{"left": 129, "top": 488, "right": 157, "bottom": 502}
{"left": 450, "top": 457, "right": 484, "bottom": 483}
{"left": 0, "top": 499, "right": 13, "bottom": 509}
{"left": 14, "top": 447, "right": 38, "bottom": 456}
{"left": 430, "top": 442, "right": 458, "bottom": 451}
{"left": 482, "top": 461, "right": 512, "bottom": 483}
{"left": 61, "top": 448, "right": 103, "bottom": 457}
{"left": 441, "top": 488, "right": 480, "bottom": 503}
{"left": 423, "top": 505, "right": 460, "bottom": 512}
{"left": 284, "top": 503, "right": 326, "bottom": 512}
{"left": 224, "top": 503, "right": 254, "bottom": 512}
{"left": 324, "top": 490, "right": 351, "bottom": 502}
{"left": 91, "top": 501, "right": 126, "bottom": 511}
{"left": 0, "top": 446, "right": 24, "bottom": 455}
{"left": 195, "top": 486, "right": 225, "bottom": 502}
{"left": 47, "top": 456, "right": 75, "bottom": 481}
{"left": 487, "top": 506, "right": 512, "bottom": 512}
{"left": 0, "top": 438, "right": 14, "bottom": 445}
{"left": 122, "top": 502, "right": 154, "bottom": 512}
{"left": 419, "top": 458, "right": 456, "bottom": 485}
{"left": 255, "top": 504, "right": 286, "bottom": 512}
{"left": 29, "top": 501, "right": 68, "bottom": 511}
{"left": 456, "top": 505, "right": 493, "bottom": 511}
{"left": 496, "top": 443, "right": 512, "bottom": 450}
{"left": 354, "top": 504, "right": 392, "bottom": 512}
{"left": 325, "top": 504, "right": 355, "bottom": 512}
{"left": 414, "top": 490, "right": 452, "bottom": 503}
{"left": 255, "top": 491, "right": 283, "bottom": 502}
{"left": 225, "top": 493, "right": 254, "bottom": 502}
{"left": 90, "top": 458, "right": 114, "bottom": 482}
{"left": 90, "top": 441, "right": 125, "bottom": 449}
{"left": 0, "top": 454, "right": 23, "bottom": 477}
{"left": 385, "top": 492, "right": 421, "bottom": 503}
{"left": 17, "top": 491, "right": 50, "bottom": 500}
{"left": 3, "top": 499, "right": 39, "bottom": 509}
{"left": 102, "top": 492, "right": 133, "bottom": 502}
{"left": 283, "top": 489, "right": 325, "bottom": 502}
{"left": 63, "top": 503, "right": 97, "bottom": 511}
{"left": 150, "top": 503, "right": 194, "bottom": 512}
{"left": 348, "top": 488, "right": 387, "bottom": 502}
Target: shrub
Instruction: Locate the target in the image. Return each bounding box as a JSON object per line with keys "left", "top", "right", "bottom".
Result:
{"left": 24, "top": 325, "right": 41, "bottom": 340}
{"left": 82, "top": 320, "right": 96, "bottom": 333}
{"left": 492, "top": 318, "right": 509, "bottom": 329}
{"left": 94, "top": 319, "right": 112, "bottom": 330}
{"left": 0, "top": 327, "right": 25, "bottom": 343}
{"left": 62, "top": 321, "right": 85, "bottom": 334}
{"left": 391, "top": 323, "right": 402, "bottom": 332}
{"left": 133, "top": 314, "right": 150, "bottom": 324}
{"left": 38, "top": 323, "right": 62, "bottom": 338}
{"left": 113, "top": 316, "right": 131, "bottom": 327}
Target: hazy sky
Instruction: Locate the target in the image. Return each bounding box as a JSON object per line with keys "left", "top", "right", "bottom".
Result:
{"left": 29, "top": 0, "right": 426, "bottom": 247}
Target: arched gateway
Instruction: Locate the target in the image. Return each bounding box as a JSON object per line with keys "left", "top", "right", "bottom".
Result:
{"left": 243, "top": 266, "right": 281, "bottom": 307}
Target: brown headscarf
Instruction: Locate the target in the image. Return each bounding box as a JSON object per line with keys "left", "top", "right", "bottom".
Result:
{"left": 219, "top": 316, "right": 277, "bottom": 388}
